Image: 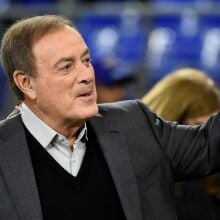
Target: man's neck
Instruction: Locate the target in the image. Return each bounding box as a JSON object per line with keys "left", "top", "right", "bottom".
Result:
{"left": 23, "top": 101, "right": 84, "bottom": 145}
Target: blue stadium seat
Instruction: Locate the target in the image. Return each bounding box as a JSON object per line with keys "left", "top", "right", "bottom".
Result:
{"left": 146, "top": 10, "right": 204, "bottom": 87}
{"left": 146, "top": 26, "right": 178, "bottom": 87}
{"left": 76, "top": 12, "right": 147, "bottom": 66}
{"left": 152, "top": 0, "right": 214, "bottom": 3}
{"left": 201, "top": 15, "right": 220, "bottom": 30}
{"left": 76, "top": 14, "right": 121, "bottom": 60}
{"left": 200, "top": 27, "right": 220, "bottom": 85}
{"left": 153, "top": 0, "right": 196, "bottom": 3}
{"left": 116, "top": 8, "right": 148, "bottom": 65}
{"left": 11, "top": 0, "right": 56, "bottom": 3}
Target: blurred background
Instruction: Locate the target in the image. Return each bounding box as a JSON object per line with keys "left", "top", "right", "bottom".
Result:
{"left": 1, "top": 0, "right": 220, "bottom": 117}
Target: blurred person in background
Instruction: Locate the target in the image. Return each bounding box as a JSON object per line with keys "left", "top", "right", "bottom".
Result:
{"left": 93, "top": 58, "right": 135, "bottom": 103}
{"left": 142, "top": 68, "right": 220, "bottom": 220}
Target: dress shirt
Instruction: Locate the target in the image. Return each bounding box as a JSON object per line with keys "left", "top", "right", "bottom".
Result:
{"left": 19, "top": 103, "right": 87, "bottom": 177}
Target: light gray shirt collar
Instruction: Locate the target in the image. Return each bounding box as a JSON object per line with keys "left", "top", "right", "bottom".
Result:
{"left": 19, "top": 103, "right": 87, "bottom": 148}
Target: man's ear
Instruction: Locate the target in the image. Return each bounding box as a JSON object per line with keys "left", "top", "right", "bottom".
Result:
{"left": 13, "top": 70, "right": 36, "bottom": 100}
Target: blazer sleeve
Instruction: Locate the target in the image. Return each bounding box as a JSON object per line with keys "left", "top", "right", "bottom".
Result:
{"left": 135, "top": 99, "right": 220, "bottom": 181}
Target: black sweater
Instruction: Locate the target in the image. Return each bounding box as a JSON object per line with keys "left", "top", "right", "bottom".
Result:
{"left": 25, "top": 125, "right": 125, "bottom": 220}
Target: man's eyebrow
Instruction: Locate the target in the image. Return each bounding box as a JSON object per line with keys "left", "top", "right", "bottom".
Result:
{"left": 54, "top": 48, "right": 90, "bottom": 69}
{"left": 81, "top": 48, "right": 90, "bottom": 58}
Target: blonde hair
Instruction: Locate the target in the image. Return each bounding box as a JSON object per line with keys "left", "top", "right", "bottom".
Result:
{"left": 142, "top": 68, "right": 220, "bottom": 122}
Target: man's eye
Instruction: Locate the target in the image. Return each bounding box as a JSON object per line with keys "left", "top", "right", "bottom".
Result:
{"left": 84, "top": 58, "right": 92, "bottom": 66}
{"left": 65, "top": 64, "right": 71, "bottom": 69}
{"left": 61, "top": 63, "right": 72, "bottom": 71}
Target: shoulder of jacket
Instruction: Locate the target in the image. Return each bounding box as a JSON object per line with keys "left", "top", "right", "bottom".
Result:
{"left": 98, "top": 99, "right": 143, "bottom": 112}
{"left": 0, "top": 115, "right": 23, "bottom": 141}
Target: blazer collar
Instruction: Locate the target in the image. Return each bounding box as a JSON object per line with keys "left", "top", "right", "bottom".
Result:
{"left": 89, "top": 111, "right": 143, "bottom": 220}
{"left": 0, "top": 115, "right": 43, "bottom": 219}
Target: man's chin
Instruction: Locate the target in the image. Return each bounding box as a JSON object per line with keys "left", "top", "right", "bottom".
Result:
{"left": 79, "top": 105, "right": 98, "bottom": 119}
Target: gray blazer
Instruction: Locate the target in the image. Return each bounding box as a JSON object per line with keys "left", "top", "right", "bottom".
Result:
{"left": 1, "top": 100, "right": 220, "bottom": 220}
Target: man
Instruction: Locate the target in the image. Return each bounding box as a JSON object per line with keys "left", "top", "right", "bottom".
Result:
{"left": 0, "top": 15, "right": 220, "bottom": 220}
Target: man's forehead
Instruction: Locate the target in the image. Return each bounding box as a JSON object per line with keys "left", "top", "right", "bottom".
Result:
{"left": 32, "top": 27, "right": 89, "bottom": 68}
{"left": 32, "top": 25, "right": 79, "bottom": 46}
{"left": 32, "top": 26, "right": 84, "bottom": 51}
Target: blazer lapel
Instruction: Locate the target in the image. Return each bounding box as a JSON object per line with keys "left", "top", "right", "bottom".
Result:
{"left": 89, "top": 115, "right": 143, "bottom": 220}
{"left": 0, "top": 116, "right": 43, "bottom": 219}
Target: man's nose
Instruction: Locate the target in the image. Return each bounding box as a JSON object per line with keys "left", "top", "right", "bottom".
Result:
{"left": 80, "top": 79, "right": 92, "bottom": 85}
{"left": 77, "top": 62, "right": 95, "bottom": 84}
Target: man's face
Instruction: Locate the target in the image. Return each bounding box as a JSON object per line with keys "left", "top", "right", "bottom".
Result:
{"left": 28, "top": 26, "right": 98, "bottom": 126}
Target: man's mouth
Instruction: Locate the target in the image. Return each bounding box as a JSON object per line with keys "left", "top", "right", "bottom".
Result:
{"left": 79, "top": 92, "right": 91, "bottom": 96}
{"left": 77, "top": 89, "right": 92, "bottom": 98}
